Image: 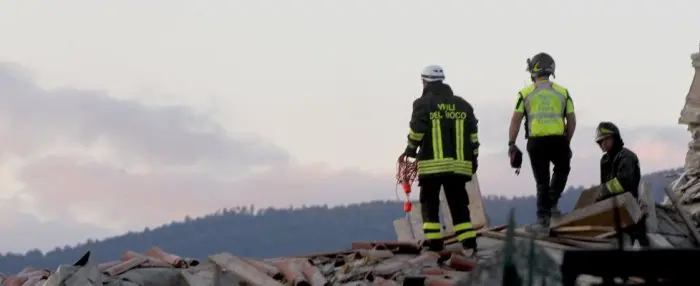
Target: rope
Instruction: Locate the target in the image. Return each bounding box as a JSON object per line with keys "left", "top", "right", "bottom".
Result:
{"left": 396, "top": 154, "right": 418, "bottom": 213}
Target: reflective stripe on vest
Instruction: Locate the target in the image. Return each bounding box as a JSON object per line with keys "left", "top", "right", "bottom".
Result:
{"left": 520, "top": 82, "right": 568, "bottom": 137}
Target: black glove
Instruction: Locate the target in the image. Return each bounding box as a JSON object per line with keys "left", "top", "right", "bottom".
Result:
{"left": 508, "top": 142, "right": 519, "bottom": 155}
{"left": 508, "top": 142, "right": 522, "bottom": 174}
{"left": 596, "top": 185, "right": 613, "bottom": 202}
{"left": 404, "top": 146, "right": 417, "bottom": 158}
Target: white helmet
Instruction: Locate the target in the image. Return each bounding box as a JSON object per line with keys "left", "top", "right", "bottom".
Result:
{"left": 421, "top": 65, "right": 445, "bottom": 82}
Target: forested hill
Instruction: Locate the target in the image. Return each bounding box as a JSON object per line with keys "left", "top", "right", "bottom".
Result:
{"left": 0, "top": 168, "right": 681, "bottom": 273}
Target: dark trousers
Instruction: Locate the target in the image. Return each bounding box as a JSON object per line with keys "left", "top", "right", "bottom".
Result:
{"left": 419, "top": 175, "right": 477, "bottom": 251}
{"left": 526, "top": 135, "right": 571, "bottom": 219}
{"left": 625, "top": 215, "right": 651, "bottom": 247}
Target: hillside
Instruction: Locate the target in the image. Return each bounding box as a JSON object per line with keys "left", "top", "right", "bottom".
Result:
{"left": 0, "top": 168, "right": 680, "bottom": 273}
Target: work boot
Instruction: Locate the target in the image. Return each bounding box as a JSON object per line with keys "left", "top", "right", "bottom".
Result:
{"left": 420, "top": 241, "right": 450, "bottom": 264}
{"left": 526, "top": 216, "right": 550, "bottom": 235}
{"left": 421, "top": 239, "right": 445, "bottom": 253}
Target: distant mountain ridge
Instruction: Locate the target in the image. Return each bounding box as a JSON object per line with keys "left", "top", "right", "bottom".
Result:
{"left": 0, "top": 168, "right": 681, "bottom": 273}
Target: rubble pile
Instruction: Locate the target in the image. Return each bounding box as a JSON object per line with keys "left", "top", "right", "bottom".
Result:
{"left": 0, "top": 234, "right": 485, "bottom": 286}
{"left": 670, "top": 43, "right": 700, "bottom": 221}
{"left": 1, "top": 187, "right": 696, "bottom": 285}
{"left": 0, "top": 235, "right": 490, "bottom": 285}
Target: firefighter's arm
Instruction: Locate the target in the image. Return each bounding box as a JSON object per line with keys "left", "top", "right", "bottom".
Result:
{"left": 508, "top": 93, "right": 525, "bottom": 144}
{"left": 466, "top": 104, "right": 480, "bottom": 173}
{"left": 565, "top": 93, "right": 576, "bottom": 142}
{"left": 599, "top": 155, "right": 639, "bottom": 200}
{"left": 407, "top": 98, "right": 429, "bottom": 150}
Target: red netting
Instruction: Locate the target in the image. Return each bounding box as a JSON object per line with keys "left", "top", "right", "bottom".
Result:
{"left": 396, "top": 154, "right": 417, "bottom": 213}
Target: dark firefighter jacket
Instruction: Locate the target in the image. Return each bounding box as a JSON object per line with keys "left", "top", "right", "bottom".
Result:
{"left": 406, "top": 82, "right": 479, "bottom": 179}
{"left": 598, "top": 138, "right": 641, "bottom": 201}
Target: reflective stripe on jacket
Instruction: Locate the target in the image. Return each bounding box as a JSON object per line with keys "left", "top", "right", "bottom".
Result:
{"left": 407, "top": 82, "right": 479, "bottom": 178}
{"left": 515, "top": 81, "right": 574, "bottom": 138}
{"left": 600, "top": 147, "right": 641, "bottom": 199}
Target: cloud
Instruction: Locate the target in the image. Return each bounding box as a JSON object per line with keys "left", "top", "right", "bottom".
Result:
{"left": 17, "top": 158, "right": 394, "bottom": 228}
{"left": 0, "top": 62, "right": 691, "bottom": 253}
{"left": 0, "top": 62, "right": 292, "bottom": 252}
{"left": 0, "top": 63, "right": 289, "bottom": 172}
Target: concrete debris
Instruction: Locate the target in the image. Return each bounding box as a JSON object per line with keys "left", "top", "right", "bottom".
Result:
{"left": 669, "top": 43, "right": 700, "bottom": 222}
{"left": 1, "top": 184, "right": 697, "bottom": 285}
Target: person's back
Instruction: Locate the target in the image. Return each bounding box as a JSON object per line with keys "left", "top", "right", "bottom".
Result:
{"left": 519, "top": 80, "right": 572, "bottom": 139}
{"left": 404, "top": 65, "right": 480, "bottom": 255}
{"left": 415, "top": 82, "right": 478, "bottom": 177}
{"left": 508, "top": 53, "right": 576, "bottom": 232}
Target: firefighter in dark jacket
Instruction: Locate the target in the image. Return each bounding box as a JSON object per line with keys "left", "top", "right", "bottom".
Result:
{"left": 594, "top": 121, "right": 641, "bottom": 201}
{"left": 594, "top": 121, "right": 649, "bottom": 246}
{"left": 404, "top": 65, "right": 480, "bottom": 254}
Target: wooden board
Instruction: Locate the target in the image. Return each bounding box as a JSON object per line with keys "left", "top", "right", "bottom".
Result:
{"left": 441, "top": 174, "right": 488, "bottom": 232}
{"left": 552, "top": 225, "right": 615, "bottom": 237}
{"left": 399, "top": 174, "right": 489, "bottom": 240}
{"left": 639, "top": 180, "right": 658, "bottom": 232}
{"left": 573, "top": 185, "right": 602, "bottom": 210}
{"left": 393, "top": 219, "right": 415, "bottom": 241}
{"left": 552, "top": 192, "right": 642, "bottom": 230}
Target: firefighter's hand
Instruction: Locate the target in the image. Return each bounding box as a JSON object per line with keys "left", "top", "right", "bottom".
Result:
{"left": 508, "top": 142, "right": 520, "bottom": 155}
{"left": 404, "top": 146, "right": 417, "bottom": 158}
{"left": 596, "top": 185, "right": 612, "bottom": 202}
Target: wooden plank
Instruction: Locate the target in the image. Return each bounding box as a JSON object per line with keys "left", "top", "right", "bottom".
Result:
{"left": 480, "top": 230, "right": 577, "bottom": 251}
{"left": 467, "top": 175, "right": 488, "bottom": 229}
{"left": 546, "top": 237, "right": 613, "bottom": 249}
{"left": 552, "top": 225, "right": 614, "bottom": 237}
{"left": 639, "top": 181, "right": 658, "bottom": 232}
{"left": 594, "top": 231, "right": 616, "bottom": 239}
{"left": 573, "top": 186, "right": 601, "bottom": 210}
{"left": 440, "top": 174, "right": 489, "bottom": 231}
{"left": 393, "top": 219, "right": 414, "bottom": 241}
{"left": 553, "top": 226, "right": 614, "bottom": 233}
{"left": 553, "top": 234, "right": 614, "bottom": 244}
{"left": 209, "top": 253, "right": 283, "bottom": 286}
{"left": 552, "top": 192, "right": 642, "bottom": 230}
{"left": 407, "top": 203, "right": 425, "bottom": 240}
{"left": 513, "top": 229, "right": 613, "bottom": 249}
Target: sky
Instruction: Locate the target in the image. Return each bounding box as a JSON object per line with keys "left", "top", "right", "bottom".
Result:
{"left": 0, "top": 0, "right": 698, "bottom": 253}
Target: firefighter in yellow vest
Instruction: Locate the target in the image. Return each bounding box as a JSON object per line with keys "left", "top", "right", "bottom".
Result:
{"left": 507, "top": 53, "right": 577, "bottom": 232}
